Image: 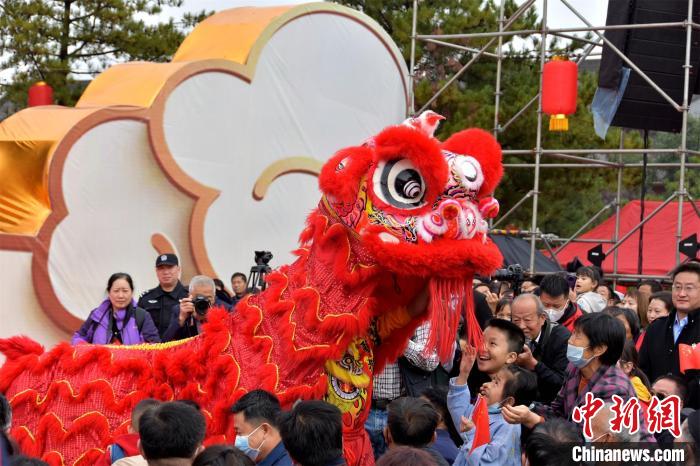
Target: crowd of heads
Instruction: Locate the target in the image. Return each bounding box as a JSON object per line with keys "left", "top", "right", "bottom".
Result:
{"left": 477, "top": 261, "right": 697, "bottom": 350}
{"left": 0, "top": 389, "right": 351, "bottom": 466}
{"left": 468, "top": 260, "right": 700, "bottom": 465}
{"left": 2, "top": 253, "right": 699, "bottom": 465}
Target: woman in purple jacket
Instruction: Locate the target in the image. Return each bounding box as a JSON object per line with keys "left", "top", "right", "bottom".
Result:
{"left": 72, "top": 273, "right": 161, "bottom": 345}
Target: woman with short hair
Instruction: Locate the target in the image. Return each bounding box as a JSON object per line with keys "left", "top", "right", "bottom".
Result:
{"left": 500, "top": 313, "right": 654, "bottom": 441}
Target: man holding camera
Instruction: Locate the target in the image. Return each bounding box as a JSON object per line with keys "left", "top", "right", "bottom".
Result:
{"left": 162, "top": 275, "right": 231, "bottom": 342}
{"left": 511, "top": 294, "right": 570, "bottom": 403}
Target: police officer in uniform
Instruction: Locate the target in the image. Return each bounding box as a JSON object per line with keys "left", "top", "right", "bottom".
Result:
{"left": 138, "top": 253, "right": 189, "bottom": 340}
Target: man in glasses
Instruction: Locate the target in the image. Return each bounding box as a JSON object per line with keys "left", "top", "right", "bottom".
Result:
{"left": 639, "top": 261, "right": 700, "bottom": 409}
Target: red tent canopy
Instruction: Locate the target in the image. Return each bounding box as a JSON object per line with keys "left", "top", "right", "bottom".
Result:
{"left": 554, "top": 200, "right": 700, "bottom": 276}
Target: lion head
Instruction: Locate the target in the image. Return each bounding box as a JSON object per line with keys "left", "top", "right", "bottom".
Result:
{"left": 319, "top": 112, "right": 504, "bottom": 280}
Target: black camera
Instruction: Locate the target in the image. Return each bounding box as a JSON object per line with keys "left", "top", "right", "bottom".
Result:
{"left": 249, "top": 250, "right": 274, "bottom": 292}
{"left": 493, "top": 264, "right": 524, "bottom": 282}
{"left": 254, "top": 250, "right": 273, "bottom": 266}
{"left": 193, "top": 295, "right": 211, "bottom": 316}
{"left": 493, "top": 264, "right": 526, "bottom": 295}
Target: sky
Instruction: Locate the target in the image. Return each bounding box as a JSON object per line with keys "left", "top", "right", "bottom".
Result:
{"left": 156, "top": 0, "right": 610, "bottom": 60}
{"left": 0, "top": 1, "right": 610, "bottom": 83}
{"left": 156, "top": 0, "right": 610, "bottom": 57}
{"left": 158, "top": 0, "right": 610, "bottom": 30}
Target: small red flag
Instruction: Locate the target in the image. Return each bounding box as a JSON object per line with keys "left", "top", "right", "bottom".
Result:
{"left": 679, "top": 343, "right": 700, "bottom": 374}
{"left": 469, "top": 395, "right": 491, "bottom": 454}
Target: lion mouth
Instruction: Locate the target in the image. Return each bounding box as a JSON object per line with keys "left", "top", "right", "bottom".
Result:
{"left": 416, "top": 199, "right": 487, "bottom": 243}
{"left": 331, "top": 376, "right": 360, "bottom": 400}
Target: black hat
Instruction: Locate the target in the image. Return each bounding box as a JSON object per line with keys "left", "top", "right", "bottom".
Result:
{"left": 155, "top": 253, "right": 179, "bottom": 267}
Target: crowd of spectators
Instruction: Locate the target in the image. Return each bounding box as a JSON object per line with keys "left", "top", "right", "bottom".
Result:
{"left": 1, "top": 254, "right": 699, "bottom": 465}
{"left": 69, "top": 254, "right": 251, "bottom": 346}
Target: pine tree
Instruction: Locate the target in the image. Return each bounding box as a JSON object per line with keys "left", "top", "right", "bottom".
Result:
{"left": 0, "top": 0, "right": 209, "bottom": 109}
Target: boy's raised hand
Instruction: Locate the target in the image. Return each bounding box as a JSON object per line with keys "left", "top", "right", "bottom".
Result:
{"left": 456, "top": 344, "right": 477, "bottom": 385}
{"left": 460, "top": 415, "right": 474, "bottom": 432}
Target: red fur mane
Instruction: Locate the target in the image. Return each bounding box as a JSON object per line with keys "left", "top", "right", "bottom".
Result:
{"left": 0, "top": 116, "right": 505, "bottom": 466}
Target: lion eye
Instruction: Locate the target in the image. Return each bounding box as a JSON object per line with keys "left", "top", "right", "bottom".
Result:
{"left": 372, "top": 158, "right": 426, "bottom": 209}
{"left": 454, "top": 155, "right": 484, "bottom": 192}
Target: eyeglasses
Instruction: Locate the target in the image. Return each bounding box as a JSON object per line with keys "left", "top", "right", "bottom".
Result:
{"left": 672, "top": 284, "right": 699, "bottom": 293}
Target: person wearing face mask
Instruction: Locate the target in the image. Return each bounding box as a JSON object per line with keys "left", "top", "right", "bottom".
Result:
{"left": 511, "top": 294, "right": 571, "bottom": 403}
{"left": 231, "top": 390, "right": 291, "bottom": 466}
{"left": 537, "top": 273, "right": 583, "bottom": 332}
{"left": 501, "top": 313, "right": 655, "bottom": 441}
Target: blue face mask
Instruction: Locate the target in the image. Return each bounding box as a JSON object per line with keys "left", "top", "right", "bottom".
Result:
{"left": 234, "top": 424, "right": 265, "bottom": 461}
{"left": 487, "top": 403, "right": 502, "bottom": 414}
{"left": 566, "top": 343, "right": 594, "bottom": 369}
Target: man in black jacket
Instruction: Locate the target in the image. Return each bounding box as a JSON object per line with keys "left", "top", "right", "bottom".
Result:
{"left": 639, "top": 261, "right": 700, "bottom": 409}
{"left": 512, "top": 293, "right": 571, "bottom": 403}
{"left": 163, "top": 275, "right": 230, "bottom": 342}
{"left": 138, "top": 254, "right": 189, "bottom": 340}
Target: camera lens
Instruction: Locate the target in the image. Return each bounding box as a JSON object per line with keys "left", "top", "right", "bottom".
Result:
{"left": 193, "top": 295, "right": 210, "bottom": 315}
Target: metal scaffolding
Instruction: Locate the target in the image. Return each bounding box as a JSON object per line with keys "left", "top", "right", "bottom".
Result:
{"left": 409, "top": 0, "right": 700, "bottom": 281}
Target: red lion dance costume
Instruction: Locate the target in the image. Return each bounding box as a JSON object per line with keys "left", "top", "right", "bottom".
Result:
{"left": 0, "top": 112, "right": 504, "bottom": 465}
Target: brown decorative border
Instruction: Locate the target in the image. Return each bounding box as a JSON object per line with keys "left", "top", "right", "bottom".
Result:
{"left": 0, "top": 3, "right": 409, "bottom": 334}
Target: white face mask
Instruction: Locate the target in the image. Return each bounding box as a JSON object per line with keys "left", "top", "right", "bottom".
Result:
{"left": 545, "top": 301, "right": 568, "bottom": 323}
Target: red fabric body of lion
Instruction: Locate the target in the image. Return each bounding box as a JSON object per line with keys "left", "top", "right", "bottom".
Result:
{"left": 0, "top": 115, "right": 504, "bottom": 465}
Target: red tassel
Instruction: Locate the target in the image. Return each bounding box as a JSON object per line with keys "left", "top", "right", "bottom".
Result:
{"left": 426, "top": 277, "right": 481, "bottom": 363}
{"left": 463, "top": 279, "right": 483, "bottom": 351}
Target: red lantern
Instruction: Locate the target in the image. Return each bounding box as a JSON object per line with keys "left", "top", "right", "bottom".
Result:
{"left": 542, "top": 56, "right": 578, "bottom": 131}
{"left": 28, "top": 81, "right": 54, "bottom": 107}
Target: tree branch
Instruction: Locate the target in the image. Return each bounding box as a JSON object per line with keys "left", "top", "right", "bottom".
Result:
{"left": 71, "top": 1, "right": 107, "bottom": 23}
{"left": 25, "top": 50, "right": 47, "bottom": 81}
{"left": 71, "top": 48, "right": 120, "bottom": 58}
{"left": 68, "top": 69, "right": 101, "bottom": 75}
